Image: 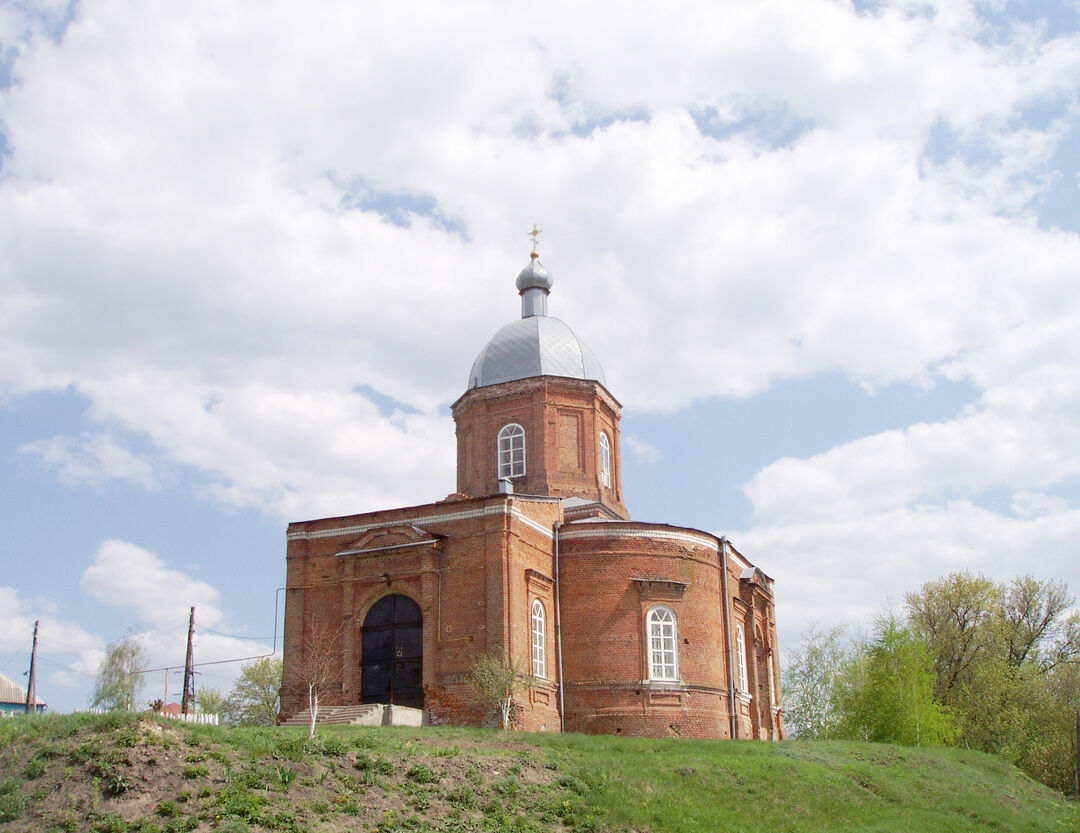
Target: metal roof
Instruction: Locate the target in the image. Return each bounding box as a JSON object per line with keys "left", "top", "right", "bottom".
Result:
{"left": 0, "top": 671, "right": 44, "bottom": 707}
{"left": 468, "top": 315, "right": 606, "bottom": 389}
{"left": 468, "top": 252, "right": 607, "bottom": 390}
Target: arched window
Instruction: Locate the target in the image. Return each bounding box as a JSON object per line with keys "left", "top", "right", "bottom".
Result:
{"left": 647, "top": 606, "right": 678, "bottom": 681}
{"left": 497, "top": 423, "right": 526, "bottom": 479}
{"left": 735, "top": 623, "right": 749, "bottom": 693}
{"left": 768, "top": 653, "right": 777, "bottom": 710}
{"left": 531, "top": 600, "right": 546, "bottom": 678}
{"left": 599, "top": 432, "right": 611, "bottom": 488}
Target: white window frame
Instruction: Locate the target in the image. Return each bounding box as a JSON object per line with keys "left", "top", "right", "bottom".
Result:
{"left": 530, "top": 599, "right": 546, "bottom": 678}
{"left": 768, "top": 652, "right": 777, "bottom": 710}
{"left": 599, "top": 431, "right": 611, "bottom": 488}
{"left": 497, "top": 423, "right": 526, "bottom": 479}
{"left": 736, "top": 623, "right": 749, "bottom": 694}
{"left": 647, "top": 605, "right": 679, "bottom": 681}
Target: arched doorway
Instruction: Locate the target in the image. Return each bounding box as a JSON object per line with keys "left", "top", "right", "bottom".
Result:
{"left": 360, "top": 594, "right": 423, "bottom": 708}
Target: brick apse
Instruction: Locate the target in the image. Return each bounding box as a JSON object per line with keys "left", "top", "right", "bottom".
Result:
{"left": 280, "top": 249, "right": 785, "bottom": 740}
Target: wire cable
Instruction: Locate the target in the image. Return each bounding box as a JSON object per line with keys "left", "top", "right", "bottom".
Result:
{"left": 37, "top": 655, "right": 97, "bottom": 677}
{"left": 197, "top": 626, "right": 274, "bottom": 641}
{"left": 0, "top": 641, "right": 30, "bottom": 673}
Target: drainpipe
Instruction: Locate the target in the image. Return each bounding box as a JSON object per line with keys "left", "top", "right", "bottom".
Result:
{"left": 720, "top": 536, "right": 738, "bottom": 740}
{"left": 554, "top": 521, "right": 565, "bottom": 733}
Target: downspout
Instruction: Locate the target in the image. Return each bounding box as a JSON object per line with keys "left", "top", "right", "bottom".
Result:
{"left": 720, "top": 536, "right": 738, "bottom": 740}
{"left": 554, "top": 521, "right": 565, "bottom": 733}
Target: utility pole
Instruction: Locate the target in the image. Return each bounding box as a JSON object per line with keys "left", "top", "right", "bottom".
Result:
{"left": 181, "top": 607, "right": 196, "bottom": 715}
{"left": 1074, "top": 710, "right": 1079, "bottom": 798}
{"left": 24, "top": 620, "right": 39, "bottom": 715}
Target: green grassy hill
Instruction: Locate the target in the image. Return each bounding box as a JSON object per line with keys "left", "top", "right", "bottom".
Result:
{"left": 1, "top": 714, "right": 1076, "bottom": 832}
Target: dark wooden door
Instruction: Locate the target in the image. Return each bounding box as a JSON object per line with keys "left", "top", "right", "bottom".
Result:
{"left": 360, "top": 594, "right": 423, "bottom": 708}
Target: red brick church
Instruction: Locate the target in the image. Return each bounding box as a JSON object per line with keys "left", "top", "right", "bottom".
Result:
{"left": 280, "top": 245, "right": 785, "bottom": 739}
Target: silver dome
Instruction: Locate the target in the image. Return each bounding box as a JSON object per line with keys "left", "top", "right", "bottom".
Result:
{"left": 468, "top": 316, "right": 607, "bottom": 389}
{"left": 515, "top": 258, "right": 553, "bottom": 292}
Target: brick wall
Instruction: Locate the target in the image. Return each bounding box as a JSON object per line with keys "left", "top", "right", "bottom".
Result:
{"left": 451, "top": 376, "right": 629, "bottom": 519}
{"left": 280, "top": 469, "right": 785, "bottom": 740}
{"left": 281, "top": 495, "right": 563, "bottom": 731}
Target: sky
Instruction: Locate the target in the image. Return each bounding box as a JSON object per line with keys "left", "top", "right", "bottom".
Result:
{"left": 1, "top": 0, "right": 1079, "bottom": 714}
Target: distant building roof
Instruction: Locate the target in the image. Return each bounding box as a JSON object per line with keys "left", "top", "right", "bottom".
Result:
{"left": 0, "top": 670, "right": 46, "bottom": 708}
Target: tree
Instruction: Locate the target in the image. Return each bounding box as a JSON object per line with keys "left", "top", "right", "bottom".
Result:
{"left": 195, "top": 686, "right": 236, "bottom": 723}
{"left": 229, "top": 657, "right": 282, "bottom": 727}
{"left": 1001, "top": 576, "right": 1077, "bottom": 668}
{"left": 834, "top": 613, "right": 956, "bottom": 747}
{"left": 781, "top": 623, "right": 847, "bottom": 740}
{"left": 905, "top": 572, "right": 999, "bottom": 700}
{"left": 91, "top": 636, "right": 147, "bottom": 712}
{"left": 906, "top": 572, "right": 1080, "bottom": 791}
{"left": 468, "top": 652, "right": 533, "bottom": 730}
{"left": 297, "top": 623, "right": 341, "bottom": 737}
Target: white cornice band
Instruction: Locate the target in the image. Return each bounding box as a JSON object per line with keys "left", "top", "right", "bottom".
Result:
{"left": 287, "top": 501, "right": 554, "bottom": 542}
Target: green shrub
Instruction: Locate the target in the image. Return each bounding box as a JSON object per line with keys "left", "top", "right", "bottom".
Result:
{"left": 24, "top": 757, "right": 47, "bottom": 779}
{"left": 162, "top": 817, "right": 197, "bottom": 833}
{"left": 70, "top": 740, "right": 102, "bottom": 763}
{"left": 264, "top": 808, "right": 302, "bottom": 832}
{"left": 447, "top": 786, "right": 477, "bottom": 810}
{"left": 406, "top": 763, "right": 438, "bottom": 783}
{"left": 0, "top": 788, "right": 26, "bottom": 823}
{"left": 355, "top": 752, "right": 394, "bottom": 775}
{"left": 319, "top": 734, "right": 348, "bottom": 757}
{"left": 115, "top": 726, "right": 141, "bottom": 748}
{"left": 351, "top": 733, "right": 379, "bottom": 750}
{"left": 90, "top": 811, "right": 128, "bottom": 833}
{"left": 182, "top": 763, "right": 209, "bottom": 779}
{"left": 214, "top": 786, "right": 264, "bottom": 822}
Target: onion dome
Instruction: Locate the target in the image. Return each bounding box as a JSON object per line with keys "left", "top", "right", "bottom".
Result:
{"left": 468, "top": 253, "right": 606, "bottom": 390}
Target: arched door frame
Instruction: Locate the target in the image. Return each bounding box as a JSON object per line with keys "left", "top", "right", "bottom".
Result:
{"left": 359, "top": 593, "right": 424, "bottom": 708}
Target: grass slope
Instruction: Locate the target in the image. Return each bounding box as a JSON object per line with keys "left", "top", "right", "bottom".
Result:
{"left": 0, "top": 714, "right": 1075, "bottom": 833}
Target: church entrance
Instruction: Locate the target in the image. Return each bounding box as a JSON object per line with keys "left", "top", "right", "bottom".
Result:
{"left": 360, "top": 594, "right": 423, "bottom": 708}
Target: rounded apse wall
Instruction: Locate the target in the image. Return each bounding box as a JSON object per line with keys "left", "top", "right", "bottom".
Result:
{"left": 556, "top": 523, "right": 733, "bottom": 739}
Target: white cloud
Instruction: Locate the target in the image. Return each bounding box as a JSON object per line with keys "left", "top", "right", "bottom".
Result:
{"left": 19, "top": 431, "right": 159, "bottom": 490}
{"left": 81, "top": 540, "right": 225, "bottom": 628}
{"left": 735, "top": 500, "right": 1080, "bottom": 645}
{"left": 0, "top": 585, "right": 104, "bottom": 696}
{"left": 75, "top": 541, "right": 275, "bottom": 706}
{"left": 625, "top": 434, "right": 662, "bottom": 464}
{"left": 0, "top": 0, "right": 1078, "bottom": 654}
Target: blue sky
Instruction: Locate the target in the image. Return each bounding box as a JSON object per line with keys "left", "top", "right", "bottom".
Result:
{"left": 1, "top": 0, "right": 1079, "bottom": 713}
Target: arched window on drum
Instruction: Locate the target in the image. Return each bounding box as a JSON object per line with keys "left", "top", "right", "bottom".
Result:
{"left": 497, "top": 423, "right": 526, "bottom": 479}
{"left": 599, "top": 431, "right": 611, "bottom": 488}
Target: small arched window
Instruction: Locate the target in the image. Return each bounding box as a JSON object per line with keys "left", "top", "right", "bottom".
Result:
{"left": 647, "top": 606, "right": 678, "bottom": 681}
{"left": 599, "top": 432, "right": 611, "bottom": 488}
{"left": 736, "top": 623, "right": 749, "bottom": 693}
{"left": 531, "top": 600, "right": 546, "bottom": 678}
{"left": 498, "top": 423, "right": 526, "bottom": 479}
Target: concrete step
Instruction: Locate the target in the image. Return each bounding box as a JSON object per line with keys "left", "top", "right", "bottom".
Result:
{"left": 280, "top": 703, "right": 382, "bottom": 727}
{"left": 280, "top": 703, "right": 426, "bottom": 727}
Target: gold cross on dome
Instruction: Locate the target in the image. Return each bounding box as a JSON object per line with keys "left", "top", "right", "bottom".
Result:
{"left": 528, "top": 224, "right": 542, "bottom": 255}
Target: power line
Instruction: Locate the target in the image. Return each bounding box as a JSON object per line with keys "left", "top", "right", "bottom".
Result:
{"left": 197, "top": 626, "right": 274, "bottom": 641}
{"left": 0, "top": 640, "right": 30, "bottom": 673}
{"left": 36, "top": 655, "right": 97, "bottom": 678}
